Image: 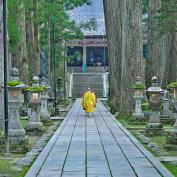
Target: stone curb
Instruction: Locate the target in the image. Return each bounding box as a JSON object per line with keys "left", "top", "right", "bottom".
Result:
{"left": 106, "top": 110, "right": 174, "bottom": 177}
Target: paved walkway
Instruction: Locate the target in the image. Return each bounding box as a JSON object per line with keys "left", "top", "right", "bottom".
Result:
{"left": 25, "top": 99, "right": 173, "bottom": 177}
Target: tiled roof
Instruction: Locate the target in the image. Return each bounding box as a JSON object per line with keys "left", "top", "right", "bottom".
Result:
{"left": 67, "top": 0, "right": 106, "bottom": 36}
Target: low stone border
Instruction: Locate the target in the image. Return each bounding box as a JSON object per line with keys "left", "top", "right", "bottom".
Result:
{"left": 16, "top": 121, "right": 61, "bottom": 169}
{"left": 106, "top": 110, "right": 174, "bottom": 177}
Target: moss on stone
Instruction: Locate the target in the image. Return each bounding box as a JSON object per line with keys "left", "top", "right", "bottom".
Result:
{"left": 26, "top": 86, "right": 44, "bottom": 92}
{"left": 7, "top": 81, "right": 22, "bottom": 87}
{"left": 131, "top": 83, "right": 146, "bottom": 89}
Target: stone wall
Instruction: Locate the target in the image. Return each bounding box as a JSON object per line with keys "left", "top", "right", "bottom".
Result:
{"left": 0, "top": 1, "right": 4, "bottom": 129}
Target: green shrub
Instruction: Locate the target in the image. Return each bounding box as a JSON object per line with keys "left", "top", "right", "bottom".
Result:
{"left": 141, "top": 102, "right": 150, "bottom": 111}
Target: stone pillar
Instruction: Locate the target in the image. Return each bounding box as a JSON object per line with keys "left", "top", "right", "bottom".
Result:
{"left": 40, "top": 77, "right": 50, "bottom": 122}
{"left": 132, "top": 76, "right": 145, "bottom": 121}
{"left": 166, "top": 87, "right": 177, "bottom": 150}
{"left": 26, "top": 76, "right": 43, "bottom": 132}
{"left": 145, "top": 76, "right": 163, "bottom": 136}
{"left": 8, "top": 68, "right": 28, "bottom": 150}
{"left": 82, "top": 45, "right": 87, "bottom": 72}
{"left": 161, "top": 90, "right": 171, "bottom": 122}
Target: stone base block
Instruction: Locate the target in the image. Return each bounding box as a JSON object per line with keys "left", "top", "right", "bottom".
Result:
{"left": 26, "top": 122, "right": 43, "bottom": 133}
{"left": 165, "top": 144, "right": 177, "bottom": 151}
{"left": 132, "top": 113, "right": 146, "bottom": 122}
{"left": 9, "top": 135, "right": 30, "bottom": 153}
{"left": 145, "top": 123, "right": 164, "bottom": 136}
{"left": 160, "top": 116, "right": 173, "bottom": 124}
{"left": 40, "top": 112, "right": 51, "bottom": 124}
{"left": 9, "top": 128, "right": 26, "bottom": 137}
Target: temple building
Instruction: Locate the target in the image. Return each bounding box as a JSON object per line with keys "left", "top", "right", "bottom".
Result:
{"left": 67, "top": 0, "right": 108, "bottom": 72}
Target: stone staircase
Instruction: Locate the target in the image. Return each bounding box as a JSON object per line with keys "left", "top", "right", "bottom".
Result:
{"left": 72, "top": 73, "right": 103, "bottom": 98}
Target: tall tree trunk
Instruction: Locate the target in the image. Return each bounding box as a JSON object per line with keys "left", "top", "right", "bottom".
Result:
{"left": 26, "top": 10, "right": 34, "bottom": 80}
{"left": 48, "top": 17, "right": 51, "bottom": 85}
{"left": 104, "top": 0, "right": 143, "bottom": 114}
{"left": 145, "top": 0, "right": 177, "bottom": 87}
{"left": 120, "top": 0, "right": 143, "bottom": 113}
{"left": 0, "top": 1, "right": 4, "bottom": 129}
{"left": 33, "top": 0, "right": 40, "bottom": 75}
{"left": 18, "top": 2, "right": 29, "bottom": 84}
{"left": 103, "top": 0, "right": 123, "bottom": 112}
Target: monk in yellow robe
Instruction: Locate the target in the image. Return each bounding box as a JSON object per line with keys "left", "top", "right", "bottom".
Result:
{"left": 82, "top": 87, "right": 96, "bottom": 117}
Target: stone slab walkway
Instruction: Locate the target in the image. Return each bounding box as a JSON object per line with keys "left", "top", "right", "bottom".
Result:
{"left": 25, "top": 99, "right": 173, "bottom": 177}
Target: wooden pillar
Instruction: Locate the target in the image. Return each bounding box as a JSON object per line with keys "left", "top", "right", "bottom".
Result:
{"left": 82, "top": 45, "right": 87, "bottom": 72}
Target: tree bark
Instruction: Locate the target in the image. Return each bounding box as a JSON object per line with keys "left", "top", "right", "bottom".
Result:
{"left": 14, "top": 2, "right": 28, "bottom": 84}
{"left": 0, "top": 0, "right": 4, "bottom": 129}
{"left": 145, "top": 0, "right": 177, "bottom": 88}
{"left": 26, "top": 9, "right": 34, "bottom": 79}
{"left": 33, "top": 0, "right": 40, "bottom": 75}
{"left": 104, "top": 0, "right": 143, "bottom": 114}
{"left": 48, "top": 16, "right": 51, "bottom": 85}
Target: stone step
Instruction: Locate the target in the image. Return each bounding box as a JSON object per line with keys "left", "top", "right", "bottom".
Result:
{"left": 72, "top": 73, "right": 103, "bottom": 98}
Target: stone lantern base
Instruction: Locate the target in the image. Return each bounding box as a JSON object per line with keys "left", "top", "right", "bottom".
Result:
{"left": 145, "top": 123, "right": 164, "bottom": 136}
{"left": 26, "top": 112, "right": 43, "bottom": 133}
{"left": 145, "top": 111, "right": 164, "bottom": 136}
{"left": 40, "top": 112, "right": 51, "bottom": 124}
{"left": 9, "top": 129, "right": 29, "bottom": 153}
{"left": 26, "top": 121, "right": 43, "bottom": 132}
{"left": 166, "top": 129, "right": 177, "bottom": 151}
{"left": 160, "top": 114, "right": 172, "bottom": 124}
{"left": 132, "top": 112, "right": 146, "bottom": 122}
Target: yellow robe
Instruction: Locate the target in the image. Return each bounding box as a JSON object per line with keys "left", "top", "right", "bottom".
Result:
{"left": 82, "top": 91, "right": 96, "bottom": 113}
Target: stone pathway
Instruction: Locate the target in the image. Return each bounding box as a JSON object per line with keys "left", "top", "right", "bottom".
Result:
{"left": 25, "top": 99, "right": 173, "bottom": 177}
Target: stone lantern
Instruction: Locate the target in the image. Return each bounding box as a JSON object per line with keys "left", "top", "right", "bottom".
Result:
{"left": 8, "top": 68, "right": 28, "bottom": 146}
{"left": 26, "top": 76, "right": 43, "bottom": 132}
{"left": 40, "top": 77, "right": 50, "bottom": 122}
{"left": 166, "top": 82, "right": 177, "bottom": 150}
{"left": 132, "top": 76, "right": 145, "bottom": 120}
{"left": 161, "top": 90, "right": 171, "bottom": 122}
{"left": 146, "top": 76, "right": 163, "bottom": 135}
{"left": 47, "top": 86, "right": 54, "bottom": 116}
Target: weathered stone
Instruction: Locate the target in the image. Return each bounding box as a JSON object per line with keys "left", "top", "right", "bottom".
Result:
{"left": 26, "top": 76, "right": 43, "bottom": 132}
{"left": 8, "top": 68, "right": 29, "bottom": 151}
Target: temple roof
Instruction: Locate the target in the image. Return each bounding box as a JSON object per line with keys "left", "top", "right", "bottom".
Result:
{"left": 67, "top": 0, "right": 106, "bottom": 36}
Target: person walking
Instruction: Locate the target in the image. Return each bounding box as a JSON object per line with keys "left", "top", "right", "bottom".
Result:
{"left": 82, "top": 87, "right": 96, "bottom": 117}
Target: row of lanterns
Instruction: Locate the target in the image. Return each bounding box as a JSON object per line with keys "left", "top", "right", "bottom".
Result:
{"left": 132, "top": 76, "right": 177, "bottom": 149}
{"left": 8, "top": 68, "right": 53, "bottom": 148}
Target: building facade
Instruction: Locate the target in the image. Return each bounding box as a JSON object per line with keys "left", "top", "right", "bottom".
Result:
{"left": 67, "top": 0, "right": 108, "bottom": 72}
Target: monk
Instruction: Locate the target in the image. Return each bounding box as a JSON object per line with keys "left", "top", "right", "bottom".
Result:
{"left": 82, "top": 87, "right": 96, "bottom": 118}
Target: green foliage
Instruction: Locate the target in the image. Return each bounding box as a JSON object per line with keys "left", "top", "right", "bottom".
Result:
{"left": 0, "top": 130, "right": 3, "bottom": 142}
{"left": 131, "top": 84, "right": 146, "bottom": 89}
{"left": 65, "top": 0, "right": 91, "bottom": 10}
{"left": 80, "top": 18, "right": 97, "bottom": 31}
{"left": 168, "top": 82, "right": 177, "bottom": 88}
{"left": 141, "top": 102, "right": 150, "bottom": 111}
{"left": 8, "top": 0, "right": 22, "bottom": 53}
{"left": 156, "top": 0, "right": 177, "bottom": 35}
{"left": 164, "top": 163, "right": 177, "bottom": 176}
{"left": 142, "top": 0, "right": 149, "bottom": 14}
{"left": 7, "top": 81, "right": 22, "bottom": 87}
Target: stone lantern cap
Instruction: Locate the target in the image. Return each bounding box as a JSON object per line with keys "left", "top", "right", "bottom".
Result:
{"left": 8, "top": 68, "right": 25, "bottom": 89}
{"left": 131, "top": 76, "right": 145, "bottom": 90}
{"left": 136, "top": 76, "right": 141, "bottom": 84}
{"left": 32, "top": 76, "right": 40, "bottom": 87}
{"left": 147, "top": 76, "right": 163, "bottom": 93}
{"left": 41, "top": 77, "right": 47, "bottom": 87}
